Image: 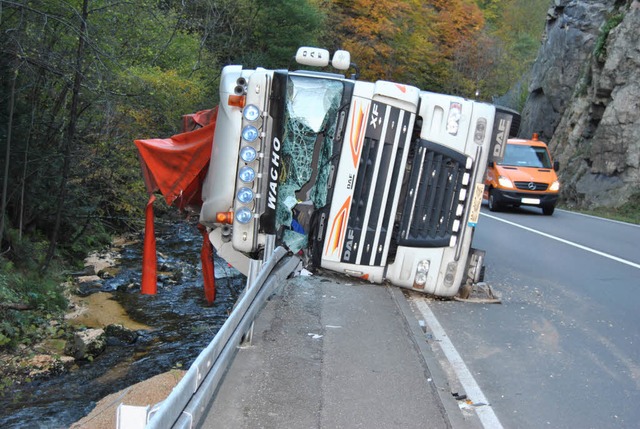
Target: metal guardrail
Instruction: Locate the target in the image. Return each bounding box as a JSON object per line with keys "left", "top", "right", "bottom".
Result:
{"left": 118, "top": 246, "right": 299, "bottom": 429}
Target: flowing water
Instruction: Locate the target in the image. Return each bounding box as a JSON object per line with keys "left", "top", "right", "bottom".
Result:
{"left": 0, "top": 220, "right": 244, "bottom": 428}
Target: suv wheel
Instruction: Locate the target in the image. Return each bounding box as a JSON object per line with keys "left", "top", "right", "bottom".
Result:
{"left": 488, "top": 189, "right": 501, "bottom": 212}
{"left": 542, "top": 205, "right": 555, "bottom": 216}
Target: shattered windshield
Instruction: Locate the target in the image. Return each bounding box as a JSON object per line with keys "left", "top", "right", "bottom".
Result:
{"left": 275, "top": 75, "right": 344, "bottom": 252}
{"left": 499, "top": 144, "right": 552, "bottom": 169}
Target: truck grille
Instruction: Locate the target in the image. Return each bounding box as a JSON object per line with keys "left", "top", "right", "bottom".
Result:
{"left": 340, "top": 104, "right": 413, "bottom": 267}
{"left": 514, "top": 181, "right": 548, "bottom": 191}
{"left": 397, "top": 140, "right": 470, "bottom": 247}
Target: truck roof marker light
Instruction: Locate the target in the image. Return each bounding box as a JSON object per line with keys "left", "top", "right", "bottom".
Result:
{"left": 296, "top": 47, "right": 331, "bottom": 67}
{"left": 237, "top": 187, "right": 254, "bottom": 204}
{"left": 243, "top": 104, "right": 260, "bottom": 121}
{"left": 239, "top": 166, "right": 256, "bottom": 183}
{"left": 532, "top": 133, "right": 539, "bottom": 140}
{"left": 240, "top": 146, "right": 257, "bottom": 163}
{"left": 331, "top": 50, "right": 351, "bottom": 70}
{"left": 216, "top": 212, "right": 234, "bottom": 224}
{"left": 235, "top": 208, "right": 253, "bottom": 224}
{"left": 242, "top": 125, "right": 259, "bottom": 142}
{"left": 228, "top": 94, "right": 246, "bottom": 108}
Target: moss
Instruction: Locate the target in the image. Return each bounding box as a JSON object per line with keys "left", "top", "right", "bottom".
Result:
{"left": 0, "top": 259, "right": 68, "bottom": 351}
{"left": 568, "top": 192, "right": 640, "bottom": 224}
{"left": 594, "top": 13, "right": 625, "bottom": 62}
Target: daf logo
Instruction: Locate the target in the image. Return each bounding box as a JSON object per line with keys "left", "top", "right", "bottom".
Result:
{"left": 528, "top": 182, "right": 536, "bottom": 190}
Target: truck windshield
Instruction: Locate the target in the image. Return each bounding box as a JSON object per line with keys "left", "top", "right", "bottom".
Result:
{"left": 276, "top": 75, "right": 344, "bottom": 251}
{"left": 499, "top": 144, "right": 552, "bottom": 169}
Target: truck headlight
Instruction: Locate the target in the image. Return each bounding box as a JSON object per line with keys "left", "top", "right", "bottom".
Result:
{"left": 237, "top": 187, "right": 254, "bottom": 203}
{"left": 242, "top": 125, "right": 259, "bottom": 142}
{"left": 235, "top": 207, "right": 253, "bottom": 224}
{"left": 414, "top": 260, "right": 430, "bottom": 286}
{"left": 243, "top": 104, "right": 260, "bottom": 121}
{"left": 447, "top": 102, "right": 462, "bottom": 135}
{"left": 498, "top": 175, "right": 513, "bottom": 188}
{"left": 240, "top": 146, "right": 257, "bottom": 163}
{"left": 549, "top": 180, "right": 560, "bottom": 191}
{"left": 239, "top": 166, "right": 255, "bottom": 183}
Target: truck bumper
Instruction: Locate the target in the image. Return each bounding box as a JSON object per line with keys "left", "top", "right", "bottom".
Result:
{"left": 492, "top": 189, "right": 558, "bottom": 207}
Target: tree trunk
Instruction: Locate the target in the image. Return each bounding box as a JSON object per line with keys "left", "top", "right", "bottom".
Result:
{"left": 19, "top": 103, "right": 37, "bottom": 240}
{"left": 42, "top": 0, "right": 89, "bottom": 272}
{"left": 0, "top": 59, "right": 19, "bottom": 249}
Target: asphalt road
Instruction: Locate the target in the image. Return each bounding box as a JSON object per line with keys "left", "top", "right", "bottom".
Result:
{"left": 413, "top": 206, "right": 640, "bottom": 429}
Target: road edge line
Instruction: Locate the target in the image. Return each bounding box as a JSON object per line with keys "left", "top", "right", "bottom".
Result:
{"left": 481, "top": 212, "right": 640, "bottom": 269}
{"left": 414, "top": 299, "right": 504, "bottom": 429}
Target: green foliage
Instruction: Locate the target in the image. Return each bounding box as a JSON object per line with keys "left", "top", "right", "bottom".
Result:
{"left": 573, "top": 192, "right": 640, "bottom": 225}
{"left": 0, "top": 0, "right": 558, "bottom": 348}
{"left": 594, "top": 13, "right": 624, "bottom": 62}
{"left": 0, "top": 256, "right": 68, "bottom": 350}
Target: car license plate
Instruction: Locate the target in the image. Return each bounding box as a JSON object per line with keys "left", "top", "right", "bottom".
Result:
{"left": 521, "top": 197, "right": 540, "bottom": 205}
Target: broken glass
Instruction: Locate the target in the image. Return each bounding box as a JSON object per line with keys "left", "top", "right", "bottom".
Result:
{"left": 275, "top": 75, "right": 343, "bottom": 249}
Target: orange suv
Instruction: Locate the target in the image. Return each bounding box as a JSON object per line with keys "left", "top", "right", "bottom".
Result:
{"left": 484, "top": 134, "right": 560, "bottom": 215}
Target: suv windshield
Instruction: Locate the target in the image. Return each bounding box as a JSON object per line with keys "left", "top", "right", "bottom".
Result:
{"left": 499, "top": 144, "right": 552, "bottom": 169}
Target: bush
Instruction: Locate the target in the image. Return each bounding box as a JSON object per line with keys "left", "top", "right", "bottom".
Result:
{"left": 594, "top": 13, "right": 624, "bottom": 62}
{"left": 0, "top": 257, "right": 68, "bottom": 350}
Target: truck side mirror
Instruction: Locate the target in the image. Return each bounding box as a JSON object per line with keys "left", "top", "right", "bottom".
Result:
{"left": 553, "top": 160, "right": 560, "bottom": 172}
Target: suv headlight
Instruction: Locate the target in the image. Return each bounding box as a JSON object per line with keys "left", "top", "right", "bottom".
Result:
{"left": 498, "top": 175, "right": 513, "bottom": 188}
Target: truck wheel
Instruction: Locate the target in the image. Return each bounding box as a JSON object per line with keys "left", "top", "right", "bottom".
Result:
{"left": 488, "top": 189, "right": 501, "bottom": 212}
{"left": 458, "top": 283, "right": 472, "bottom": 299}
{"left": 542, "top": 205, "right": 555, "bottom": 216}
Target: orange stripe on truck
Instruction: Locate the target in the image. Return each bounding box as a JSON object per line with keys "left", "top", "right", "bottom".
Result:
{"left": 325, "top": 196, "right": 352, "bottom": 256}
{"left": 350, "top": 101, "right": 368, "bottom": 167}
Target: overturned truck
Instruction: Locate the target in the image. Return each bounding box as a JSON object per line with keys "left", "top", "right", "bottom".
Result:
{"left": 138, "top": 47, "right": 519, "bottom": 299}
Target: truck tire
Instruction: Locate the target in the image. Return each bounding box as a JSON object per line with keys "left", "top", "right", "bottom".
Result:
{"left": 542, "top": 205, "right": 555, "bottom": 216}
{"left": 488, "top": 189, "right": 501, "bottom": 212}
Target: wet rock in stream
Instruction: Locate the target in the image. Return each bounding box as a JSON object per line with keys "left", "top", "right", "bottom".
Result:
{"left": 0, "top": 220, "right": 244, "bottom": 429}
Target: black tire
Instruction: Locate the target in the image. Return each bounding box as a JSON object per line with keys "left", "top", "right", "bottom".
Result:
{"left": 488, "top": 189, "right": 501, "bottom": 212}
{"left": 542, "top": 205, "right": 555, "bottom": 216}
{"left": 458, "top": 283, "right": 472, "bottom": 300}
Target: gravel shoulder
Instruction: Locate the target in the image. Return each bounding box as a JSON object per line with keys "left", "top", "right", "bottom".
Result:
{"left": 70, "top": 369, "right": 185, "bottom": 429}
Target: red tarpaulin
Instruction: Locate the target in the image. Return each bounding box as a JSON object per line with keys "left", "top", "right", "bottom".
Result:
{"left": 134, "top": 107, "right": 218, "bottom": 304}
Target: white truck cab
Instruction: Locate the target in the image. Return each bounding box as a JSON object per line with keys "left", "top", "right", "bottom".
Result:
{"left": 199, "top": 47, "right": 519, "bottom": 297}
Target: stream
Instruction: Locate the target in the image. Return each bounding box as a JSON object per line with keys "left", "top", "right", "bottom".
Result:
{"left": 0, "top": 220, "right": 244, "bottom": 428}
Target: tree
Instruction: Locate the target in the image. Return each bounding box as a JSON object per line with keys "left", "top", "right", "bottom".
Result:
{"left": 0, "top": 0, "right": 215, "bottom": 269}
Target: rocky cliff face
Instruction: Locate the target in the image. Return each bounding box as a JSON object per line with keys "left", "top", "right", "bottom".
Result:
{"left": 519, "top": 0, "right": 639, "bottom": 208}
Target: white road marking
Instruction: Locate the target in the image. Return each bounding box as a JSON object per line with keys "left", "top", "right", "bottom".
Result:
{"left": 557, "top": 209, "right": 640, "bottom": 228}
{"left": 481, "top": 212, "right": 640, "bottom": 270}
{"left": 414, "top": 299, "right": 503, "bottom": 429}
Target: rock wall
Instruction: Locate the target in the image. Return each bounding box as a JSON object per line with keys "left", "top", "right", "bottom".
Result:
{"left": 519, "top": 0, "right": 639, "bottom": 208}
